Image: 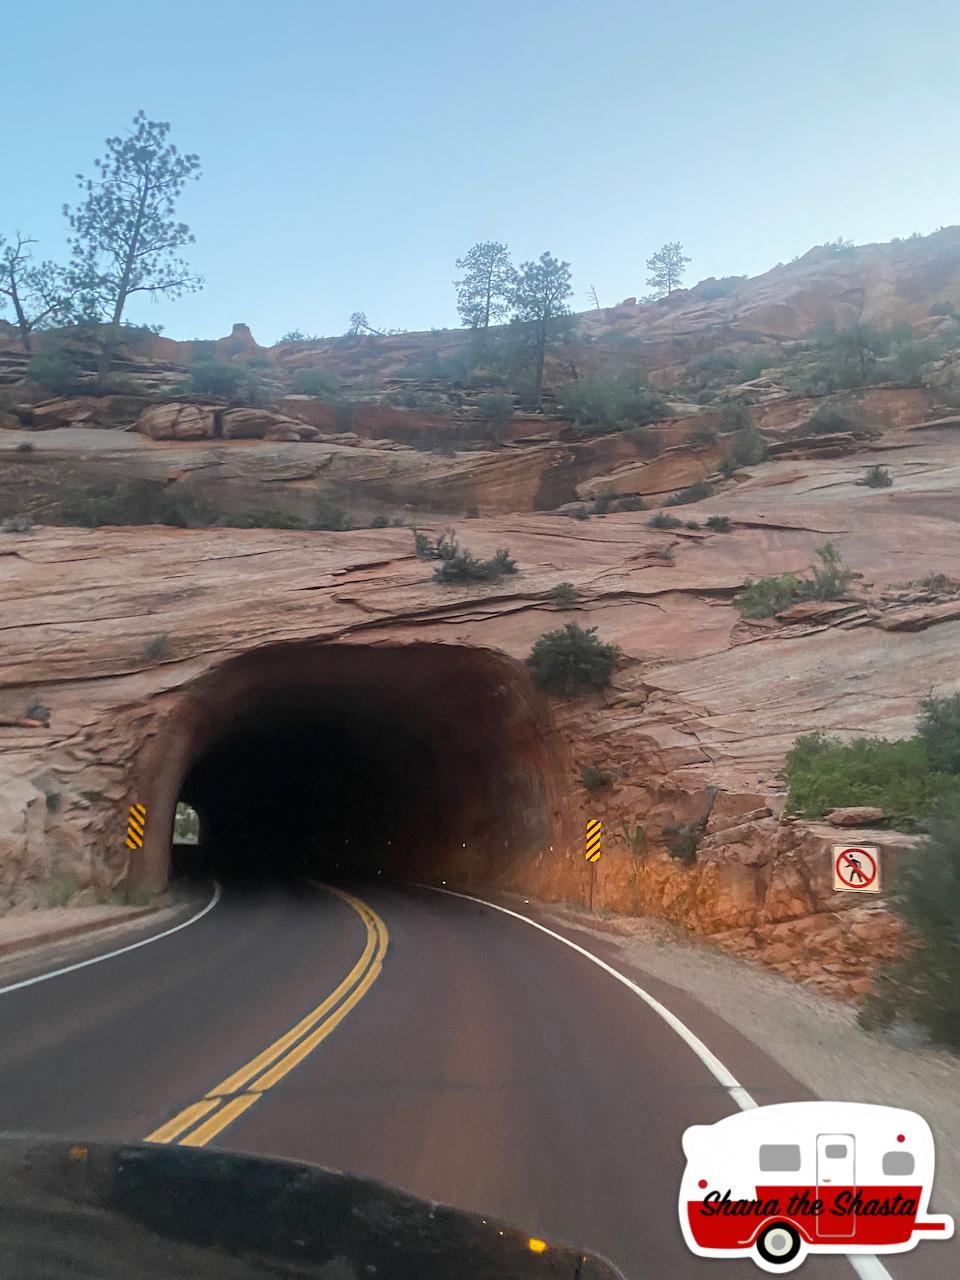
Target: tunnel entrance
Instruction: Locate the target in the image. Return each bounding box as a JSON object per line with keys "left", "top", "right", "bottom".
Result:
{"left": 145, "top": 642, "right": 567, "bottom": 890}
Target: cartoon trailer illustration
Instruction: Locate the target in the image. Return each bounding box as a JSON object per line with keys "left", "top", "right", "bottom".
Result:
{"left": 680, "top": 1101, "right": 953, "bottom": 1272}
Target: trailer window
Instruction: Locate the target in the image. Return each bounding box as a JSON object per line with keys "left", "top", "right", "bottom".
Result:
{"left": 759, "top": 1144, "right": 801, "bottom": 1172}
{"left": 824, "top": 1144, "right": 848, "bottom": 1159}
{"left": 883, "top": 1151, "right": 915, "bottom": 1176}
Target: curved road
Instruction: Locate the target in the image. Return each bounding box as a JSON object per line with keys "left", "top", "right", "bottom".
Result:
{"left": 0, "top": 880, "right": 943, "bottom": 1279}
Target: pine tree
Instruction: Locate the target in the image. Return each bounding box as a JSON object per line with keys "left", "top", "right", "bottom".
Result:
{"left": 454, "top": 241, "right": 516, "bottom": 328}
{"left": 645, "top": 241, "right": 691, "bottom": 298}
{"left": 65, "top": 112, "right": 202, "bottom": 379}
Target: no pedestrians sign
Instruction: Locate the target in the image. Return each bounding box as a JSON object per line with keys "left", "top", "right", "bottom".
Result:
{"left": 832, "top": 845, "right": 880, "bottom": 893}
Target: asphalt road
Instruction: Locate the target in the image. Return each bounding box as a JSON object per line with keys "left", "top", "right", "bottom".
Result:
{"left": 0, "top": 879, "right": 945, "bottom": 1279}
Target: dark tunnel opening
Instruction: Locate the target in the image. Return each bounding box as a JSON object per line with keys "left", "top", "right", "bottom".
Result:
{"left": 156, "top": 642, "right": 569, "bottom": 893}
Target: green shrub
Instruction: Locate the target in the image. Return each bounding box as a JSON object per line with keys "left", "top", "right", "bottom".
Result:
{"left": 415, "top": 528, "right": 467, "bottom": 560}
{"left": 58, "top": 482, "right": 216, "bottom": 529}
{"left": 797, "top": 323, "right": 890, "bottom": 391}
{"left": 388, "top": 387, "right": 445, "bottom": 410}
{"left": 474, "top": 392, "right": 514, "bottom": 440}
{"left": 188, "top": 359, "right": 263, "bottom": 403}
{"left": 688, "top": 349, "right": 770, "bottom": 389}
{"left": 805, "top": 405, "right": 857, "bottom": 435}
{"left": 662, "top": 818, "right": 708, "bottom": 864}
{"left": 28, "top": 351, "right": 86, "bottom": 395}
{"left": 144, "top": 633, "right": 169, "bottom": 660}
{"left": 717, "top": 403, "right": 752, "bottom": 434}
{"left": 549, "top": 582, "right": 579, "bottom": 606}
{"left": 929, "top": 301, "right": 957, "bottom": 318}
{"left": 691, "top": 351, "right": 739, "bottom": 378}
{"left": 807, "top": 541, "right": 854, "bottom": 600}
{"left": 617, "top": 495, "right": 646, "bottom": 512}
{"left": 735, "top": 543, "right": 853, "bottom": 617}
{"left": 858, "top": 795, "right": 960, "bottom": 1047}
{"left": 25, "top": 700, "right": 50, "bottom": 725}
{"left": 736, "top": 572, "right": 806, "bottom": 618}
{"left": 735, "top": 350, "right": 771, "bottom": 382}
{"left": 917, "top": 693, "right": 960, "bottom": 775}
{"left": 915, "top": 573, "right": 958, "bottom": 593}
{"left": 559, "top": 371, "right": 670, "bottom": 431}
{"left": 221, "top": 509, "right": 309, "bottom": 529}
{"left": 664, "top": 481, "right": 713, "bottom": 506}
{"left": 15, "top": 441, "right": 34, "bottom": 453}
{"left": 861, "top": 464, "right": 893, "bottom": 488}
{"left": 684, "top": 520, "right": 701, "bottom": 530}
{"left": 723, "top": 426, "right": 768, "bottom": 469}
{"left": 783, "top": 732, "right": 960, "bottom": 828}
{"left": 569, "top": 506, "right": 590, "bottom": 520}
{"left": 647, "top": 512, "right": 682, "bottom": 529}
{"left": 428, "top": 532, "right": 518, "bottom": 583}
{"left": 580, "top": 765, "right": 613, "bottom": 791}
{"left": 591, "top": 491, "right": 615, "bottom": 515}
{"left": 291, "top": 368, "right": 343, "bottom": 399}
{"left": 412, "top": 529, "right": 438, "bottom": 558}
{"left": 705, "top": 515, "right": 732, "bottom": 532}
{"left": 622, "top": 823, "right": 648, "bottom": 856}
{"left": 690, "top": 423, "right": 718, "bottom": 445}
{"left": 624, "top": 424, "right": 655, "bottom": 447}
{"left": 651, "top": 546, "right": 675, "bottom": 561}
{"left": 312, "top": 497, "right": 352, "bottom": 531}
{"left": 885, "top": 338, "right": 936, "bottom": 385}
{"left": 527, "top": 623, "right": 621, "bottom": 697}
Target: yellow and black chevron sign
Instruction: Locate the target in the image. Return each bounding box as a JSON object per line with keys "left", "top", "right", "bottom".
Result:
{"left": 585, "top": 818, "right": 602, "bottom": 863}
{"left": 126, "top": 803, "right": 147, "bottom": 850}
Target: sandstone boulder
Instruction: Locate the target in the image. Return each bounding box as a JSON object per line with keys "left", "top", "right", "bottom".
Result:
{"left": 266, "top": 423, "right": 320, "bottom": 442}
{"left": 221, "top": 409, "right": 320, "bottom": 441}
{"left": 826, "top": 806, "right": 887, "bottom": 826}
{"left": 30, "top": 399, "right": 97, "bottom": 430}
{"left": 136, "top": 403, "right": 217, "bottom": 440}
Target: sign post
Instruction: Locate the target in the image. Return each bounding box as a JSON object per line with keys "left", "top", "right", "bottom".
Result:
{"left": 585, "top": 818, "right": 601, "bottom": 912}
{"left": 832, "top": 844, "right": 880, "bottom": 893}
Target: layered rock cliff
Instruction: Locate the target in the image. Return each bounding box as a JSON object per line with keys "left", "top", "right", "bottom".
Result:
{"left": 3, "top": 400, "right": 959, "bottom": 997}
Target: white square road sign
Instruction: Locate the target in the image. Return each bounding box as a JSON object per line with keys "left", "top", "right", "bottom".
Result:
{"left": 832, "top": 844, "right": 881, "bottom": 893}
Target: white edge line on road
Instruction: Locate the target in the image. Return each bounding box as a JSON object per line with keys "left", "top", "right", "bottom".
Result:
{"left": 421, "top": 885, "right": 894, "bottom": 1280}
{"left": 0, "top": 881, "right": 221, "bottom": 997}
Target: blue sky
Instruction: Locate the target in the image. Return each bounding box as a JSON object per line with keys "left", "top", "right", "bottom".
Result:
{"left": 4, "top": 0, "right": 958, "bottom": 343}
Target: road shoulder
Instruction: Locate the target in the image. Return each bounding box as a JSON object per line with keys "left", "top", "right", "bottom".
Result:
{"left": 489, "top": 892, "right": 960, "bottom": 1232}
{"left": 0, "top": 892, "right": 205, "bottom": 989}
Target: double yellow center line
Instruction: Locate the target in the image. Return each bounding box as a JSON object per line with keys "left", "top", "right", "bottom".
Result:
{"left": 144, "top": 885, "right": 388, "bottom": 1148}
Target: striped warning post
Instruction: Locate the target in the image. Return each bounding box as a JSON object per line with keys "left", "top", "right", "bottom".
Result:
{"left": 126, "top": 803, "right": 147, "bottom": 850}
{"left": 585, "top": 818, "right": 601, "bottom": 863}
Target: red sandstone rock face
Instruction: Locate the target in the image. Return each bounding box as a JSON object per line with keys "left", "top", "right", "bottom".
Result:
{"left": 2, "top": 412, "right": 959, "bottom": 997}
